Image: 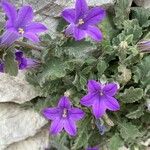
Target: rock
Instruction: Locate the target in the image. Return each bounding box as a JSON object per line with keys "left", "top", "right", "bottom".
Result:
{"left": 0, "top": 72, "right": 39, "bottom": 104}
{"left": 119, "top": 146, "right": 129, "bottom": 150}
{"left": 0, "top": 103, "right": 48, "bottom": 150}
{"left": 134, "top": 0, "right": 150, "bottom": 9}
{"left": 6, "top": 128, "right": 49, "bottom": 150}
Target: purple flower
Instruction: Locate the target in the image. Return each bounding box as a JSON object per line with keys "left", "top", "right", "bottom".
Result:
{"left": 43, "top": 96, "right": 85, "bottom": 136}
{"left": 0, "top": 31, "right": 18, "bottom": 47}
{"left": 138, "top": 40, "right": 150, "bottom": 53}
{"left": 15, "top": 50, "right": 38, "bottom": 70}
{"left": 86, "top": 146, "right": 99, "bottom": 150}
{"left": 61, "top": 0, "right": 106, "bottom": 41}
{"left": 80, "top": 80, "right": 120, "bottom": 118}
{"left": 2, "top": 1, "right": 47, "bottom": 42}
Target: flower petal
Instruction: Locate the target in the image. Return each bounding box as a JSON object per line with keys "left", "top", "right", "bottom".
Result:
{"left": 24, "top": 32, "right": 40, "bottom": 42}
{"left": 92, "top": 96, "right": 106, "bottom": 118}
{"left": 86, "top": 26, "right": 103, "bottom": 41}
{"left": 65, "top": 24, "right": 75, "bottom": 36}
{"left": 1, "top": 31, "right": 19, "bottom": 46}
{"left": 86, "top": 147, "right": 99, "bottom": 150}
{"left": 69, "top": 108, "right": 85, "bottom": 121}
{"left": 75, "top": 0, "right": 88, "bottom": 19}
{"left": 26, "top": 22, "right": 47, "bottom": 33}
{"left": 15, "top": 50, "right": 23, "bottom": 58}
{"left": 50, "top": 118, "right": 64, "bottom": 135}
{"left": 26, "top": 58, "right": 38, "bottom": 69}
{"left": 85, "top": 7, "right": 106, "bottom": 25}
{"left": 1, "top": 1, "right": 17, "bottom": 28}
{"left": 58, "top": 96, "right": 71, "bottom": 109}
{"left": 103, "top": 83, "right": 118, "bottom": 96}
{"left": 18, "top": 58, "right": 27, "bottom": 70}
{"left": 0, "top": 63, "right": 4, "bottom": 72}
{"left": 62, "top": 9, "right": 76, "bottom": 23}
{"left": 80, "top": 93, "right": 98, "bottom": 107}
{"left": 88, "top": 80, "right": 101, "bottom": 93}
{"left": 64, "top": 119, "right": 77, "bottom": 136}
{"left": 74, "top": 27, "right": 86, "bottom": 40}
{"left": 105, "top": 96, "right": 120, "bottom": 111}
{"left": 17, "top": 6, "right": 33, "bottom": 27}
{"left": 42, "top": 107, "right": 60, "bottom": 120}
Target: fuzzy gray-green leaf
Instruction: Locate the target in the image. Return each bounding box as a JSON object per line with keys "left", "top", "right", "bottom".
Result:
{"left": 118, "top": 87, "right": 143, "bottom": 103}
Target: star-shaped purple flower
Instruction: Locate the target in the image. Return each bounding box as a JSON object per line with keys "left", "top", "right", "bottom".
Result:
{"left": 43, "top": 96, "right": 85, "bottom": 136}
{"left": 15, "top": 50, "right": 38, "bottom": 70}
{"left": 80, "top": 80, "right": 120, "bottom": 118}
{"left": 2, "top": 1, "right": 47, "bottom": 42}
{"left": 61, "top": 0, "right": 106, "bottom": 41}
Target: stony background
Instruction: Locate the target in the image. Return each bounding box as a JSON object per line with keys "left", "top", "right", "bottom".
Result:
{"left": 0, "top": 0, "right": 149, "bottom": 150}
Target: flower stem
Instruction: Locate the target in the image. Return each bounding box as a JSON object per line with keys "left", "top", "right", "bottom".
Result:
{"left": 15, "top": 41, "right": 44, "bottom": 51}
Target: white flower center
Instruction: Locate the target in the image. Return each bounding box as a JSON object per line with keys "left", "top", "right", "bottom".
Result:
{"left": 62, "top": 108, "right": 68, "bottom": 118}
{"left": 100, "top": 91, "right": 103, "bottom": 96}
{"left": 18, "top": 28, "right": 24, "bottom": 34}
{"left": 78, "top": 19, "right": 84, "bottom": 25}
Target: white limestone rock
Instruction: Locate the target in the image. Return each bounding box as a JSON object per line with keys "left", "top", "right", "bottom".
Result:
{"left": 134, "top": 0, "right": 150, "bottom": 9}
{"left": 56, "top": 0, "right": 115, "bottom": 8}
{"left": 0, "top": 72, "right": 39, "bottom": 104}
{"left": 0, "top": 103, "right": 48, "bottom": 150}
{"left": 6, "top": 128, "right": 49, "bottom": 150}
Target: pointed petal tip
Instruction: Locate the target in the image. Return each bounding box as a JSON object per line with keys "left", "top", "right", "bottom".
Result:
{"left": 58, "top": 96, "right": 72, "bottom": 108}
{"left": 80, "top": 94, "right": 93, "bottom": 107}
{"left": 86, "top": 26, "right": 103, "bottom": 42}
{"left": 64, "top": 119, "right": 77, "bottom": 136}
{"left": 61, "top": 8, "right": 76, "bottom": 23}
{"left": 50, "top": 119, "right": 64, "bottom": 135}
{"left": 105, "top": 96, "right": 120, "bottom": 111}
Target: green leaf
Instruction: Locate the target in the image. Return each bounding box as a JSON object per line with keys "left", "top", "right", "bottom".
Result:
{"left": 108, "top": 134, "right": 123, "bottom": 150}
{"left": 100, "top": 15, "right": 118, "bottom": 40}
{"left": 4, "top": 50, "right": 18, "bottom": 76}
{"left": 126, "top": 106, "right": 144, "bottom": 119}
{"left": 118, "top": 87, "right": 143, "bottom": 103}
{"left": 63, "top": 41, "right": 96, "bottom": 59}
{"left": 119, "top": 121, "right": 141, "bottom": 142}
{"left": 131, "top": 7, "right": 150, "bottom": 27}
{"left": 79, "top": 74, "right": 87, "bottom": 91}
{"left": 117, "top": 64, "right": 132, "bottom": 84}
{"left": 38, "top": 57, "right": 68, "bottom": 84}
{"left": 123, "top": 20, "right": 143, "bottom": 42}
{"left": 114, "top": 0, "right": 132, "bottom": 29}
{"left": 97, "top": 60, "right": 108, "bottom": 77}
{"left": 112, "top": 20, "right": 143, "bottom": 45}
{"left": 50, "top": 135, "right": 69, "bottom": 150}
{"left": 133, "top": 56, "right": 150, "bottom": 88}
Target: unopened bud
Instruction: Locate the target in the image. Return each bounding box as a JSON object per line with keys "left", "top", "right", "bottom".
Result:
{"left": 64, "top": 90, "right": 71, "bottom": 97}
{"left": 119, "top": 41, "right": 128, "bottom": 49}
{"left": 103, "top": 114, "right": 114, "bottom": 127}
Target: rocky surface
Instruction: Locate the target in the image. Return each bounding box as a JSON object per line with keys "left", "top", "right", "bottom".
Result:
{"left": 0, "top": 103, "right": 47, "bottom": 150}
{"left": 0, "top": 72, "right": 39, "bottom": 104}
{"left": 6, "top": 128, "right": 49, "bottom": 150}
{"left": 134, "top": 0, "right": 150, "bottom": 8}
